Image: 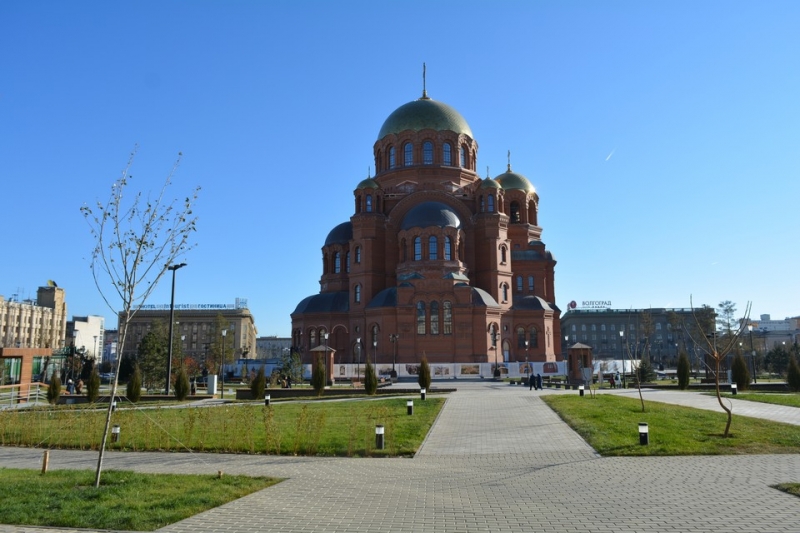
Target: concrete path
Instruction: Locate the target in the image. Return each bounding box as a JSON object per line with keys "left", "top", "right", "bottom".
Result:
{"left": 2, "top": 383, "right": 800, "bottom": 532}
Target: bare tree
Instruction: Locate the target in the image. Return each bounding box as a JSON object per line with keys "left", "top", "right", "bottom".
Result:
{"left": 687, "top": 297, "right": 751, "bottom": 438}
{"left": 81, "top": 147, "right": 199, "bottom": 487}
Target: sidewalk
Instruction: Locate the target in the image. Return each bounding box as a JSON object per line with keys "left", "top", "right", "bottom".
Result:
{"left": 2, "top": 383, "right": 800, "bottom": 532}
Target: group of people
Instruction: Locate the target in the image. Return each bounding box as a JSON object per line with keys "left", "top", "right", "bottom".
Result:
{"left": 65, "top": 378, "right": 83, "bottom": 394}
{"left": 528, "top": 373, "right": 543, "bottom": 390}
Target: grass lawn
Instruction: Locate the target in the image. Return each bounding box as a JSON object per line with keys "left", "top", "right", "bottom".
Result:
{"left": 715, "top": 391, "right": 800, "bottom": 408}
{"left": 0, "top": 397, "right": 444, "bottom": 457}
{"left": 543, "top": 394, "right": 800, "bottom": 456}
{"left": 0, "top": 468, "right": 280, "bottom": 531}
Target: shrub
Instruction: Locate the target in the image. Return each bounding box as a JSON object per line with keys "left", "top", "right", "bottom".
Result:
{"left": 788, "top": 356, "right": 800, "bottom": 392}
{"left": 364, "top": 360, "right": 377, "bottom": 395}
{"left": 677, "top": 351, "right": 691, "bottom": 390}
{"left": 636, "top": 357, "right": 656, "bottom": 383}
{"left": 174, "top": 367, "right": 190, "bottom": 400}
{"left": 418, "top": 356, "right": 431, "bottom": 390}
{"left": 126, "top": 364, "right": 142, "bottom": 403}
{"left": 47, "top": 374, "right": 62, "bottom": 405}
{"left": 251, "top": 366, "right": 266, "bottom": 400}
{"left": 86, "top": 368, "right": 101, "bottom": 403}
{"left": 311, "top": 354, "right": 325, "bottom": 396}
{"left": 731, "top": 353, "right": 751, "bottom": 391}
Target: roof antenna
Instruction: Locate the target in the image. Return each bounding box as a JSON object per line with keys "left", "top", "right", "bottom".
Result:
{"left": 421, "top": 62, "right": 430, "bottom": 100}
{"left": 507, "top": 150, "right": 512, "bottom": 172}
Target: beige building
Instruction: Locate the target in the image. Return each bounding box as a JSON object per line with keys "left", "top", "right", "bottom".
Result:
{"left": 118, "top": 302, "right": 257, "bottom": 364}
{"left": 0, "top": 282, "right": 67, "bottom": 349}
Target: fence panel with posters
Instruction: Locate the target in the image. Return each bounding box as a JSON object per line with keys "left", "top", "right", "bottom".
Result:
{"left": 298, "top": 361, "right": 567, "bottom": 381}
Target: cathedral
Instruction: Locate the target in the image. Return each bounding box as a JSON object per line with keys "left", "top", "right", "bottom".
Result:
{"left": 291, "top": 84, "right": 561, "bottom": 376}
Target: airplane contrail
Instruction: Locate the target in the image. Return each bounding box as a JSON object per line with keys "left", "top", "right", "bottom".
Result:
{"left": 606, "top": 148, "right": 616, "bottom": 161}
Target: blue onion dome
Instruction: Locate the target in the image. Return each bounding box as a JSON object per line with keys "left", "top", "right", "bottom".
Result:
{"left": 356, "top": 177, "right": 380, "bottom": 190}
{"left": 495, "top": 164, "right": 535, "bottom": 194}
{"left": 324, "top": 221, "right": 352, "bottom": 246}
{"left": 378, "top": 96, "right": 473, "bottom": 140}
{"left": 400, "top": 201, "right": 462, "bottom": 231}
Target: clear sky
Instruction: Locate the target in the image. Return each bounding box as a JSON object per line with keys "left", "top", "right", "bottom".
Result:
{"left": 2, "top": 0, "right": 798, "bottom": 337}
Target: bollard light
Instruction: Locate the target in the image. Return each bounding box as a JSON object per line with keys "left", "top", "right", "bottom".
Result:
{"left": 579, "top": 385, "right": 585, "bottom": 397}
{"left": 265, "top": 394, "right": 271, "bottom": 406}
{"left": 638, "top": 422, "right": 649, "bottom": 445}
{"left": 420, "top": 388, "right": 426, "bottom": 401}
{"left": 731, "top": 383, "right": 737, "bottom": 396}
{"left": 407, "top": 400, "right": 414, "bottom": 416}
{"left": 112, "top": 425, "right": 121, "bottom": 443}
{"left": 375, "top": 424, "right": 385, "bottom": 450}
{"left": 111, "top": 400, "right": 117, "bottom": 412}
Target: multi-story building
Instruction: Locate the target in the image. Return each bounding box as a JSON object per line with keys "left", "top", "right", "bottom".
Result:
{"left": 117, "top": 301, "right": 257, "bottom": 365}
{"left": 67, "top": 315, "right": 105, "bottom": 360}
{"left": 291, "top": 86, "right": 561, "bottom": 368}
{"left": 256, "top": 336, "right": 292, "bottom": 360}
{"left": 0, "top": 282, "right": 67, "bottom": 349}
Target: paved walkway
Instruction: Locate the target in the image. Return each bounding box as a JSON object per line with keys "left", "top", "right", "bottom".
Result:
{"left": 2, "top": 383, "right": 800, "bottom": 532}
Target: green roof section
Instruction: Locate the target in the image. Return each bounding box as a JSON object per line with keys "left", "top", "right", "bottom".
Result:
{"left": 356, "top": 177, "right": 380, "bottom": 190}
{"left": 378, "top": 97, "right": 473, "bottom": 140}
{"left": 479, "top": 177, "right": 501, "bottom": 189}
{"left": 495, "top": 170, "right": 535, "bottom": 193}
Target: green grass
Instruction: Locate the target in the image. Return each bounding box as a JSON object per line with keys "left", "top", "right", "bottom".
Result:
{"left": 543, "top": 394, "right": 800, "bottom": 456}
{"left": 0, "top": 398, "right": 444, "bottom": 457}
{"left": 774, "top": 483, "right": 800, "bottom": 498}
{"left": 716, "top": 392, "right": 800, "bottom": 408}
{"left": 0, "top": 468, "right": 279, "bottom": 531}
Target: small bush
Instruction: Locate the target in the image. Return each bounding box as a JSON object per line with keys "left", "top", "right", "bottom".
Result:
{"left": 251, "top": 366, "right": 266, "bottom": 400}
{"left": 311, "top": 354, "right": 325, "bottom": 396}
{"left": 677, "top": 351, "right": 691, "bottom": 390}
{"left": 47, "top": 374, "right": 62, "bottom": 405}
{"left": 364, "top": 360, "right": 377, "bottom": 395}
{"left": 418, "top": 356, "right": 431, "bottom": 390}
{"left": 636, "top": 357, "right": 657, "bottom": 383}
{"left": 731, "top": 353, "right": 751, "bottom": 391}
{"left": 86, "top": 368, "right": 101, "bottom": 403}
{"left": 788, "top": 356, "right": 800, "bottom": 392}
{"left": 174, "top": 367, "right": 190, "bottom": 400}
{"left": 126, "top": 364, "right": 142, "bottom": 403}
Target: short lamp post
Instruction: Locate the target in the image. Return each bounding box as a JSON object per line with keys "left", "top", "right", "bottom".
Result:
{"left": 323, "top": 332, "right": 330, "bottom": 387}
{"left": 220, "top": 329, "right": 227, "bottom": 399}
{"left": 619, "top": 330, "right": 627, "bottom": 389}
{"left": 389, "top": 333, "right": 399, "bottom": 378}
{"left": 165, "top": 262, "right": 186, "bottom": 396}
{"left": 747, "top": 325, "right": 757, "bottom": 384}
{"left": 492, "top": 327, "right": 499, "bottom": 379}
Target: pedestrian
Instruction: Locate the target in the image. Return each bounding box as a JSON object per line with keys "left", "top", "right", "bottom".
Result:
{"left": 67, "top": 378, "right": 74, "bottom": 394}
{"left": 536, "top": 373, "right": 543, "bottom": 390}
{"left": 190, "top": 379, "right": 197, "bottom": 396}
{"left": 609, "top": 375, "right": 615, "bottom": 389}
{"left": 529, "top": 374, "right": 534, "bottom": 390}
{"left": 75, "top": 379, "right": 83, "bottom": 394}
{"left": 287, "top": 374, "right": 292, "bottom": 388}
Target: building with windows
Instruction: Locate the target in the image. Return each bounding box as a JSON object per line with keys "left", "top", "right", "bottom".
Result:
{"left": 291, "top": 87, "right": 561, "bottom": 368}
{"left": 256, "top": 336, "right": 292, "bottom": 360}
{"left": 67, "top": 315, "right": 105, "bottom": 360}
{"left": 117, "top": 303, "right": 257, "bottom": 365}
{"left": 0, "top": 282, "right": 67, "bottom": 349}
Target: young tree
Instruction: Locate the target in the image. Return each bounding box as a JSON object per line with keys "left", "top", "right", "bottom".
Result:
{"left": 787, "top": 356, "right": 800, "bottom": 393}
{"left": 687, "top": 297, "right": 751, "bottom": 437}
{"left": 716, "top": 300, "right": 738, "bottom": 336}
{"left": 250, "top": 366, "right": 266, "bottom": 400}
{"left": 136, "top": 320, "right": 169, "bottom": 391}
{"left": 677, "top": 351, "right": 691, "bottom": 390}
{"left": 173, "top": 367, "right": 190, "bottom": 400}
{"left": 311, "top": 354, "right": 326, "bottom": 396}
{"left": 364, "top": 359, "right": 377, "bottom": 395}
{"left": 731, "top": 353, "right": 751, "bottom": 391}
{"left": 81, "top": 147, "right": 198, "bottom": 487}
{"left": 279, "top": 350, "right": 303, "bottom": 385}
{"left": 47, "top": 374, "right": 62, "bottom": 405}
{"left": 126, "top": 364, "right": 142, "bottom": 403}
{"left": 86, "top": 367, "right": 101, "bottom": 403}
{"left": 418, "top": 356, "right": 432, "bottom": 391}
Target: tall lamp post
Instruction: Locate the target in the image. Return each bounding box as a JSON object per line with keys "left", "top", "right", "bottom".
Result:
{"left": 491, "top": 327, "right": 499, "bottom": 379}
{"left": 747, "top": 325, "right": 757, "bottom": 384}
{"left": 220, "top": 329, "right": 227, "bottom": 399}
{"left": 619, "top": 330, "right": 627, "bottom": 389}
{"left": 356, "top": 337, "right": 361, "bottom": 379}
{"left": 372, "top": 339, "right": 377, "bottom": 373}
{"left": 389, "top": 333, "right": 399, "bottom": 378}
{"left": 165, "top": 262, "right": 187, "bottom": 396}
{"left": 323, "top": 332, "right": 330, "bottom": 386}
{"left": 524, "top": 340, "right": 530, "bottom": 384}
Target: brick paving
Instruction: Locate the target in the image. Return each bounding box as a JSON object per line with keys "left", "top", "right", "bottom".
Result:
{"left": 2, "top": 382, "right": 800, "bottom": 532}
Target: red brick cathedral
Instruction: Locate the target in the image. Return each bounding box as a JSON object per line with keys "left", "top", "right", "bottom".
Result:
{"left": 291, "top": 87, "right": 561, "bottom": 372}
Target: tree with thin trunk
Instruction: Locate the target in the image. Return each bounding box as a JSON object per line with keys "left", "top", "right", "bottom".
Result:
{"left": 687, "top": 297, "right": 751, "bottom": 438}
{"left": 81, "top": 147, "right": 198, "bottom": 487}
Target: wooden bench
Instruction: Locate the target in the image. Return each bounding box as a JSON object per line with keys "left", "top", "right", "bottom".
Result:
{"left": 352, "top": 381, "right": 362, "bottom": 388}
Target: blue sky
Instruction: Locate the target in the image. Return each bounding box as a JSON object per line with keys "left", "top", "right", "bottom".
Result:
{"left": 1, "top": 0, "right": 798, "bottom": 337}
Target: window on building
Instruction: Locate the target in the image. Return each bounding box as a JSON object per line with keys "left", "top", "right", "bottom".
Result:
{"left": 528, "top": 276, "right": 534, "bottom": 292}
{"left": 444, "top": 237, "right": 452, "bottom": 260}
{"left": 429, "top": 236, "right": 438, "bottom": 260}
{"left": 354, "top": 285, "right": 361, "bottom": 303}
{"left": 610, "top": 324, "right": 616, "bottom": 331}
{"left": 500, "top": 245, "right": 507, "bottom": 263}
{"left": 365, "top": 194, "right": 373, "bottom": 212}
{"left": 530, "top": 327, "right": 539, "bottom": 348}
{"left": 480, "top": 195, "right": 485, "bottom": 212}
{"left": 591, "top": 324, "right": 596, "bottom": 331}
{"left": 656, "top": 323, "right": 662, "bottom": 330}
{"left": 416, "top": 302, "right": 426, "bottom": 335}
{"left": 355, "top": 246, "right": 361, "bottom": 263}
{"left": 581, "top": 325, "right": 587, "bottom": 331}
{"left": 310, "top": 329, "right": 317, "bottom": 348}
{"left": 430, "top": 301, "right": 439, "bottom": 335}
{"left": 443, "top": 143, "right": 452, "bottom": 165}
{"left": 510, "top": 201, "right": 520, "bottom": 223}
{"left": 487, "top": 194, "right": 495, "bottom": 212}
{"left": 443, "top": 301, "right": 452, "bottom": 334}
{"left": 404, "top": 143, "right": 413, "bottom": 166}
{"left": 502, "top": 283, "right": 508, "bottom": 302}
{"left": 460, "top": 145, "right": 466, "bottom": 167}
{"left": 334, "top": 252, "right": 341, "bottom": 273}
{"left": 389, "top": 146, "right": 396, "bottom": 169}
{"left": 517, "top": 327, "right": 526, "bottom": 348}
{"left": 516, "top": 276, "right": 523, "bottom": 293}
{"left": 423, "top": 141, "right": 433, "bottom": 165}
{"left": 414, "top": 237, "right": 422, "bottom": 261}
{"left": 601, "top": 324, "right": 606, "bottom": 331}
{"left": 345, "top": 252, "right": 350, "bottom": 273}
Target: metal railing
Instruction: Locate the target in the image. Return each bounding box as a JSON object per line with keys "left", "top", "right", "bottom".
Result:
{"left": 0, "top": 383, "right": 47, "bottom": 408}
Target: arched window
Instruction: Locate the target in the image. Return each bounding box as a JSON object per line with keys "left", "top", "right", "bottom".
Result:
{"left": 444, "top": 237, "right": 452, "bottom": 260}
{"left": 389, "top": 146, "right": 396, "bottom": 169}
{"left": 500, "top": 246, "right": 507, "bottom": 263}
{"left": 502, "top": 283, "right": 508, "bottom": 302}
{"left": 365, "top": 194, "right": 373, "bottom": 212}
{"left": 310, "top": 329, "right": 317, "bottom": 348}
{"left": 416, "top": 302, "right": 426, "bottom": 335}
{"left": 528, "top": 275, "right": 534, "bottom": 292}
{"left": 423, "top": 141, "right": 433, "bottom": 165}
{"left": 345, "top": 252, "right": 350, "bottom": 273}
{"left": 404, "top": 143, "right": 413, "bottom": 166}
{"left": 443, "top": 301, "right": 452, "bottom": 334}
{"left": 530, "top": 327, "right": 539, "bottom": 348}
{"left": 516, "top": 276, "right": 523, "bottom": 293}
{"left": 487, "top": 194, "right": 495, "bottom": 212}
{"left": 430, "top": 301, "right": 439, "bottom": 335}
{"left": 517, "top": 327, "right": 526, "bottom": 348}
{"left": 510, "top": 201, "right": 520, "bottom": 223}
{"left": 355, "top": 246, "right": 361, "bottom": 263}
{"left": 354, "top": 284, "right": 361, "bottom": 303}
{"left": 443, "top": 143, "right": 452, "bottom": 165}
{"left": 581, "top": 325, "right": 587, "bottom": 332}
{"left": 428, "top": 236, "right": 438, "bottom": 260}
{"left": 334, "top": 252, "right": 341, "bottom": 274}
{"left": 414, "top": 237, "right": 422, "bottom": 261}
{"left": 460, "top": 145, "right": 466, "bottom": 167}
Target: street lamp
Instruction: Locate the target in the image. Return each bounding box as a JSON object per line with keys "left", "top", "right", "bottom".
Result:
{"left": 323, "top": 332, "right": 330, "bottom": 387}
{"left": 747, "top": 325, "right": 756, "bottom": 384}
{"left": 372, "top": 338, "right": 377, "bottom": 373}
{"left": 389, "top": 334, "right": 399, "bottom": 378}
{"left": 220, "top": 329, "right": 227, "bottom": 399}
{"left": 180, "top": 335, "right": 186, "bottom": 369}
{"left": 356, "top": 337, "right": 361, "bottom": 379}
{"left": 524, "top": 340, "right": 530, "bottom": 384}
{"left": 619, "top": 330, "right": 627, "bottom": 388}
{"left": 165, "top": 262, "right": 186, "bottom": 396}
{"left": 491, "top": 326, "right": 499, "bottom": 379}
